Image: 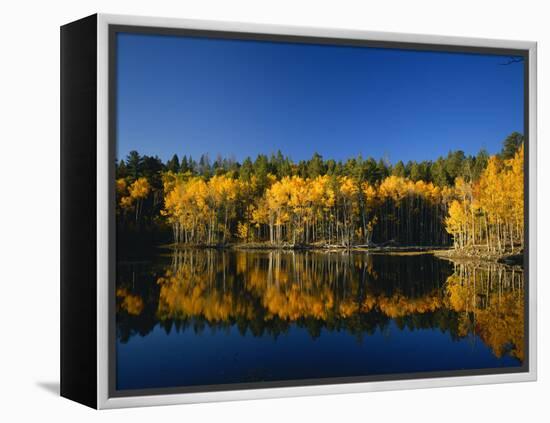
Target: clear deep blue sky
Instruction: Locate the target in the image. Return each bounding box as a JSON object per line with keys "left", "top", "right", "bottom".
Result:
{"left": 116, "top": 32, "right": 524, "bottom": 164}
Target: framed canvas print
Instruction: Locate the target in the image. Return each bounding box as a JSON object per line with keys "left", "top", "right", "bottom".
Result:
{"left": 60, "top": 13, "right": 537, "bottom": 409}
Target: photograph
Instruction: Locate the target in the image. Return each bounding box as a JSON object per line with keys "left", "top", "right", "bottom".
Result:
{"left": 113, "top": 31, "right": 526, "bottom": 392}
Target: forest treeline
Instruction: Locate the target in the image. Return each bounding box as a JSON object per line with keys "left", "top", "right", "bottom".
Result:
{"left": 116, "top": 132, "right": 524, "bottom": 253}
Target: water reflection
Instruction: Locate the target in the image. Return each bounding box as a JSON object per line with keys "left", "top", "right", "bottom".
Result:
{"left": 116, "top": 249, "right": 524, "bottom": 364}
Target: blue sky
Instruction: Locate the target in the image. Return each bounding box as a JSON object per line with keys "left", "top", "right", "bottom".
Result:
{"left": 116, "top": 32, "right": 524, "bottom": 164}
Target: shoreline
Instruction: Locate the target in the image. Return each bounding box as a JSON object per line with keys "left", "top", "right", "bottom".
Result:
{"left": 158, "top": 242, "right": 524, "bottom": 266}
{"left": 160, "top": 242, "right": 448, "bottom": 253}
{"left": 432, "top": 249, "right": 524, "bottom": 267}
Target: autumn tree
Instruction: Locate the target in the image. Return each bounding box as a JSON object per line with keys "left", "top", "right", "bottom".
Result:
{"left": 446, "top": 144, "right": 524, "bottom": 253}
{"left": 117, "top": 132, "right": 523, "bottom": 253}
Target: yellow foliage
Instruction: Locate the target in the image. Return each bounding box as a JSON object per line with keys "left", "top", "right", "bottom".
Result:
{"left": 447, "top": 146, "right": 524, "bottom": 252}
{"left": 157, "top": 145, "right": 523, "bottom": 251}
{"left": 116, "top": 288, "right": 144, "bottom": 315}
{"left": 129, "top": 177, "right": 151, "bottom": 200}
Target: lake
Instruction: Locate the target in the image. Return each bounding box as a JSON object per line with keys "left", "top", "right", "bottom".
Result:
{"left": 115, "top": 249, "right": 524, "bottom": 391}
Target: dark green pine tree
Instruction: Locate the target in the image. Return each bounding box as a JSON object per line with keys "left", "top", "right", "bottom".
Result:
{"left": 431, "top": 158, "right": 449, "bottom": 187}
{"left": 362, "top": 158, "right": 379, "bottom": 183}
{"left": 308, "top": 152, "right": 326, "bottom": 178}
{"left": 239, "top": 157, "right": 254, "bottom": 181}
{"left": 445, "top": 150, "right": 466, "bottom": 182}
{"left": 116, "top": 159, "right": 128, "bottom": 178}
{"left": 409, "top": 161, "right": 422, "bottom": 181}
{"left": 166, "top": 154, "right": 180, "bottom": 173}
{"left": 376, "top": 159, "right": 390, "bottom": 181}
{"left": 198, "top": 154, "right": 211, "bottom": 177}
{"left": 500, "top": 132, "right": 524, "bottom": 160}
{"left": 125, "top": 150, "right": 142, "bottom": 180}
{"left": 180, "top": 155, "right": 189, "bottom": 173}
{"left": 392, "top": 160, "right": 406, "bottom": 177}
{"left": 473, "top": 149, "right": 489, "bottom": 181}
{"left": 254, "top": 154, "right": 270, "bottom": 187}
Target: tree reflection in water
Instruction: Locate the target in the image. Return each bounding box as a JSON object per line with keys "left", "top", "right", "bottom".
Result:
{"left": 116, "top": 249, "right": 524, "bottom": 363}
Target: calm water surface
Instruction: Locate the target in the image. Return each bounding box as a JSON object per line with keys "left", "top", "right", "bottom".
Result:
{"left": 116, "top": 249, "right": 524, "bottom": 391}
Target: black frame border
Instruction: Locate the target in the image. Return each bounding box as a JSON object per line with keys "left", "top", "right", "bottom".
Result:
{"left": 60, "top": 14, "right": 98, "bottom": 409}
{"left": 107, "top": 24, "right": 530, "bottom": 399}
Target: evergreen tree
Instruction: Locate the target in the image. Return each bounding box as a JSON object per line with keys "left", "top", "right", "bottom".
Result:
{"left": 240, "top": 157, "right": 254, "bottom": 181}
{"left": 445, "top": 150, "right": 466, "bottom": 182}
{"left": 325, "top": 159, "right": 337, "bottom": 175}
{"left": 188, "top": 156, "right": 197, "bottom": 174}
{"left": 363, "top": 158, "right": 379, "bottom": 184}
{"left": 198, "top": 153, "right": 211, "bottom": 177}
{"left": 166, "top": 154, "right": 180, "bottom": 173}
{"left": 126, "top": 150, "right": 142, "bottom": 179}
{"left": 180, "top": 155, "right": 189, "bottom": 173}
{"left": 308, "top": 152, "right": 325, "bottom": 178}
{"left": 376, "top": 159, "right": 389, "bottom": 181}
{"left": 501, "top": 132, "right": 524, "bottom": 160}
{"left": 392, "top": 161, "right": 406, "bottom": 177}
{"left": 409, "top": 161, "right": 424, "bottom": 181}
{"left": 116, "top": 160, "right": 128, "bottom": 179}
{"left": 431, "top": 158, "right": 449, "bottom": 187}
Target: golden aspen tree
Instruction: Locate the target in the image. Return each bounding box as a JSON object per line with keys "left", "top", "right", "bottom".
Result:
{"left": 446, "top": 200, "right": 468, "bottom": 248}
{"left": 125, "top": 177, "right": 151, "bottom": 223}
